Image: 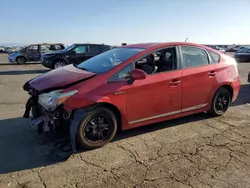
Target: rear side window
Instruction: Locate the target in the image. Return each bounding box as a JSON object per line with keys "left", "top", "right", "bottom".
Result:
{"left": 181, "top": 46, "right": 209, "bottom": 68}
{"left": 207, "top": 50, "right": 220, "bottom": 64}
{"left": 89, "top": 45, "right": 101, "bottom": 53}
{"left": 73, "top": 45, "right": 87, "bottom": 54}
{"left": 101, "top": 45, "right": 111, "bottom": 52}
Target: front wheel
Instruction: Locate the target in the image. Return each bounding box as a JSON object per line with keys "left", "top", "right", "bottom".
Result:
{"left": 76, "top": 107, "right": 117, "bottom": 150}
{"left": 53, "top": 60, "right": 67, "bottom": 69}
{"left": 209, "top": 87, "right": 231, "bottom": 116}
{"left": 16, "top": 56, "right": 26, "bottom": 64}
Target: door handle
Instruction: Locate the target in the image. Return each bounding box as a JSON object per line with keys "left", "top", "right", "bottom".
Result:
{"left": 208, "top": 71, "right": 216, "bottom": 76}
{"left": 170, "top": 79, "right": 181, "bottom": 86}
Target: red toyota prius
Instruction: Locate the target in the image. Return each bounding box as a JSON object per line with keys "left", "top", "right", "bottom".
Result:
{"left": 23, "top": 42, "right": 240, "bottom": 151}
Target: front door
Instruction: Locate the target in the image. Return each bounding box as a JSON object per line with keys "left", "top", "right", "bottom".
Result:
{"left": 179, "top": 45, "right": 217, "bottom": 111}
{"left": 70, "top": 45, "right": 88, "bottom": 64}
{"left": 125, "top": 46, "right": 182, "bottom": 125}
{"left": 125, "top": 70, "right": 182, "bottom": 125}
{"left": 26, "top": 45, "right": 40, "bottom": 61}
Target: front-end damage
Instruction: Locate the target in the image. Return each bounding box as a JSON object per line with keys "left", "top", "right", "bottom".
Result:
{"left": 23, "top": 81, "right": 81, "bottom": 152}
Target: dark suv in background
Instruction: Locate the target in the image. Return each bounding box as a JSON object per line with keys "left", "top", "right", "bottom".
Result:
{"left": 8, "top": 43, "right": 65, "bottom": 64}
{"left": 41, "top": 43, "right": 111, "bottom": 69}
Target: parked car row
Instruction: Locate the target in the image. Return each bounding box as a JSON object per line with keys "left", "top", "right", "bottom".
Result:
{"left": 41, "top": 43, "right": 112, "bottom": 69}
{"left": 0, "top": 46, "right": 19, "bottom": 53}
{"left": 206, "top": 45, "right": 226, "bottom": 53}
{"left": 234, "top": 47, "right": 250, "bottom": 62}
{"left": 22, "top": 42, "right": 240, "bottom": 151}
{"left": 8, "top": 43, "right": 65, "bottom": 64}
{"left": 7, "top": 42, "right": 113, "bottom": 69}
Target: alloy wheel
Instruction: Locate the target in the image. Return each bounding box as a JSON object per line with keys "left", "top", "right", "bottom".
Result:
{"left": 54, "top": 61, "right": 66, "bottom": 69}
{"left": 215, "top": 93, "right": 230, "bottom": 113}
{"left": 84, "top": 115, "right": 111, "bottom": 143}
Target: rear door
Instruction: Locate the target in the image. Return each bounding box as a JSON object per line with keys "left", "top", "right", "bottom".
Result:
{"left": 86, "top": 44, "right": 101, "bottom": 59}
{"left": 180, "top": 45, "right": 218, "bottom": 112}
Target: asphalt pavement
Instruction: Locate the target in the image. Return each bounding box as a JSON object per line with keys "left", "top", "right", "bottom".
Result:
{"left": 0, "top": 53, "right": 250, "bottom": 188}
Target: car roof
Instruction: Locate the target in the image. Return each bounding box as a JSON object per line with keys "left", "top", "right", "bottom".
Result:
{"left": 121, "top": 42, "right": 207, "bottom": 49}
{"left": 29, "top": 43, "right": 64, "bottom": 46}
{"left": 74, "top": 43, "right": 111, "bottom": 46}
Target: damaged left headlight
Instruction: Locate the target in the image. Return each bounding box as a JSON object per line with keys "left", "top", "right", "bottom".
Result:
{"left": 38, "top": 89, "right": 78, "bottom": 111}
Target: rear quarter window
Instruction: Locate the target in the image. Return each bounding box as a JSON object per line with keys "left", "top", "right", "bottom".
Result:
{"left": 207, "top": 50, "right": 220, "bottom": 64}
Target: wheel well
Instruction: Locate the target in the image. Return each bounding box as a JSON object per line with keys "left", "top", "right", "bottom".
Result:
{"left": 97, "top": 102, "right": 122, "bottom": 130}
{"left": 220, "top": 84, "right": 233, "bottom": 100}
{"left": 53, "top": 59, "right": 67, "bottom": 65}
{"left": 16, "top": 56, "right": 27, "bottom": 62}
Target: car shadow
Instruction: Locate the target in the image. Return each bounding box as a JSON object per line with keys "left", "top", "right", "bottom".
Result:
{"left": 0, "top": 117, "right": 71, "bottom": 174}
{"left": 0, "top": 113, "right": 210, "bottom": 174}
{"left": 0, "top": 69, "right": 48, "bottom": 75}
{"left": 0, "top": 62, "right": 41, "bottom": 65}
{"left": 231, "top": 84, "right": 250, "bottom": 106}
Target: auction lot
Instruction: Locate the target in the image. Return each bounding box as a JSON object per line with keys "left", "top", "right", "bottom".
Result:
{"left": 0, "top": 53, "right": 250, "bottom": 188}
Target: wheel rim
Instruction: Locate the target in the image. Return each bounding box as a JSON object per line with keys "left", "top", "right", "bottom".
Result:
{"left": 215, "top": 93, "right": 230, "bottom": 113}
{"left": 84, "top": 115, "right": 111, "bottom": 143}
{"left": 54, "top": 61, "right": 66, "bottom": 68}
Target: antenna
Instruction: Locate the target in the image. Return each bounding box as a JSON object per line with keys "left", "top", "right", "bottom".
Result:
{"left": 184, "top": 38, "right": 188, "bottom": 42}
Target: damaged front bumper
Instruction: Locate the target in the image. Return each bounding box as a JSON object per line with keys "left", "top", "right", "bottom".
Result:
{"left": 23, "top": 85, "right": 80, "bottom": 152}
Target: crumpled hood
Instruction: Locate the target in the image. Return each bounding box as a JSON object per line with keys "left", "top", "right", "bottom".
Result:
{"left": 29, "top": 64, "right": 96, "bottom": 91}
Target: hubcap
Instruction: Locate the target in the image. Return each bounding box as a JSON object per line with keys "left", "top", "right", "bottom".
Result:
{"left": 84, "top": 116, "right": 110, "bottom": 142}
{"left": 54, "top": 62, "right": 66, "bottom": 69}
{"left": 215, "top": 93, "right": 229, "bottom": 112}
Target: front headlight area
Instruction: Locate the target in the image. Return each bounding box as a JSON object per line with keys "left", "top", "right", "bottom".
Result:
{"left": 38, "top": 89, "right": 78, "bottom": 111}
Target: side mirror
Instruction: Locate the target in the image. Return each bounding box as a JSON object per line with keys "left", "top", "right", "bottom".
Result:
{"left": 127, "top": 69, "right": 147, "bottom": 84}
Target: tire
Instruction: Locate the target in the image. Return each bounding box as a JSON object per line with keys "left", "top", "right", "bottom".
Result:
{"left": 76, "top": 107, "right": 117, "bottom": 150}
{"left": 53, "top": 60, "right": 67, "bottom": 69}
{"left": 209, "top": 87, "right": 231, "bottom": 116}
{"left": 16, "top": 56, "right": 26, "bottom": 64}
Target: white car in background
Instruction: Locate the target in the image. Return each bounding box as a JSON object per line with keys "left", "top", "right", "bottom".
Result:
{"left": 207, "top": 45, "right": 226, "bottom": 53}
{"left": 217, "top": 47, "right": 226, "bottom": 53}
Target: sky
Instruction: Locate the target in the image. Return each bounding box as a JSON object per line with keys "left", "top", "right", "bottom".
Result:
{"left": 0, "top": 0, "right": 250, "bottom": 45}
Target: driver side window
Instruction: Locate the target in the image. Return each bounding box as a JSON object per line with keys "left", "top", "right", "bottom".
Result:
{"left": 73, "top": 46, "right": 87, "bottom": 54}
{"left": 135, "top": 47, "right": 177, "bottom": 75}
{"left": 109, "top": 63, "right": 133, "bottom": 82}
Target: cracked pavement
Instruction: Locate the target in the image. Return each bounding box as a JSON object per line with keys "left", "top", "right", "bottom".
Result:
{"left": 0, "top": 54, "right": 250, "bottom": 188}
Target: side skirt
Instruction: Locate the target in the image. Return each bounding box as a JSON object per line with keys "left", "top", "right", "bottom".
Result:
{"left": 128, "top": 103, "right": 209, "bottom": 125}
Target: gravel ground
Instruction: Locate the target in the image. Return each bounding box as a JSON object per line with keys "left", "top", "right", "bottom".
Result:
{"left": 0, "top": 53, "right": 250, "bottom": 188}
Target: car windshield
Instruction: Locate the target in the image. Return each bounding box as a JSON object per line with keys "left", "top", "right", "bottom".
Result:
{"left": 76, "top": 47, "right": 145, "bottom": 74}
{"left": 62, "top": 44, "right": 75, "bottom": 52}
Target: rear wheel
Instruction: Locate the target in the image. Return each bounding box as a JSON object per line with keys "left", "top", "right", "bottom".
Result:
{"left": 16, "top": 56, "right": 26, "bottom": 64}
{"left": 209, "top": 87, "right": 231, "bottom": 116}
{"left": 76, "top": 107, "right": 117, "bottom": 150}
{"left": 53, "top": 60, "right": 67, "bottom": 69}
